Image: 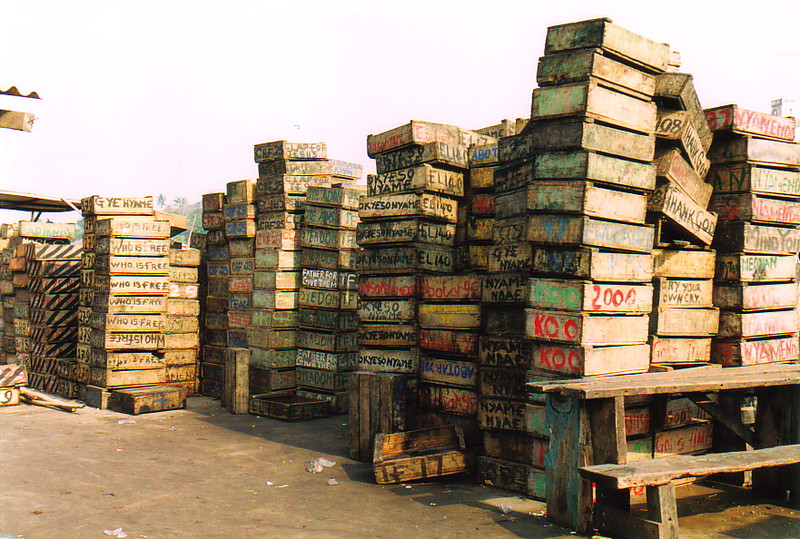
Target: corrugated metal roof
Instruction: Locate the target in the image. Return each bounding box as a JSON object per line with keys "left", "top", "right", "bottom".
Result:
{"left": 0, "top": 87, "right": 41, "bottom": 99}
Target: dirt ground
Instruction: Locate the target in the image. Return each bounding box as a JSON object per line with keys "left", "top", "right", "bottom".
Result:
{"left": 1, "top": 396, "right": 798, "bottom": 538}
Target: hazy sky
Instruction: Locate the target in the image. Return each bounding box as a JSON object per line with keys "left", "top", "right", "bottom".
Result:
{"left": 1, "top": 0, "right": 798, "bottom": 223}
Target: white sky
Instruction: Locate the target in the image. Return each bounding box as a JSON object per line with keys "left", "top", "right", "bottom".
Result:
{"left": 1, "top": 0, "right": 798, "bottom": 223}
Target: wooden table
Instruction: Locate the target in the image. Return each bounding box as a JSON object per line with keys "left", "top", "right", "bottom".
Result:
{"left": 526, "top": 363, "right": 800, "bottom": 534}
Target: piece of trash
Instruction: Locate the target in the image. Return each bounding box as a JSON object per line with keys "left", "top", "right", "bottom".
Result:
{"left": 114, "top": 448, "right": 124, "bottom": 452}
{"left": 429, "top": 503, "right": 437, "bottom": 506}
{"left": 31, "top": 510, "right": 43, "bottom": 514}
{"left": 276, "top": 484, "right": 289, "bottom": 489}
{"left": 266, "top": 481, "right": 273, "bottom": 486}
{"left": 326, "top": 478, "right": 339, "bottom": 486}
{"left": 103, "top": 528, "right": 128, "bottom": 538}
{"left": 117, "top": 419, "right": 135, "bottom": 424}
{"left": 306, "top": 457, "right": 336, "bottom": 473}
{"left": 499, "top": 504, "right": 513, "bottom": 515}
{"left": 404, "top": 485, "right": 413, "bottom": 489}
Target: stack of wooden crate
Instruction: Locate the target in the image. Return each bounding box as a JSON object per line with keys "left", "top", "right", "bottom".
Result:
{"left": 27, "top": 241, "right": 82, "bottom": 399}
{"left": 250, "top": 143, "right": 329, "bottom": 404}
{"left": 200, "top": 191, "right": 228, "bottom": 399}
{"left": 478, "top": 17, "right": 671, "bottom": 499}
{"left": 10, "top": 222, "right": 77, "bottom": 395}
{"left": 165, "top": 247, "right": 202, "bottom": 395}
{"left": 706, "top": 105, "right": 800, "bottom": 366}
{"left": 0, "top": 225, "right": 16, "bottom": 364}
{"left": 295, "top": 185, "right": 361, "bottom": 412}
{"left": 647, "top": 71, "right": 719, "bottom": 367}
{"left": 78, "top": 196, "right": 172, "bottom": 406}
{"left": 351, "top": 121, "right": 492, "bottom": 461}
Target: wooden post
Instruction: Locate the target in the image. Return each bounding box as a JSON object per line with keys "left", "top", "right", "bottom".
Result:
{"left": 646, "top": 483, "right": 679, "bottom": 539}
{"left": 590, "top": 396, "right": 630, "bottom": 512}
{"left": 545, "top": 393, "right": 593, "bottom": 534}
{"left": 224, "top": 348, "right": 250, "bottom": 415}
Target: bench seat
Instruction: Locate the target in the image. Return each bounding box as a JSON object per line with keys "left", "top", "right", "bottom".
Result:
{"left": 579, "top": 444, "right": 800, "bottom": 539}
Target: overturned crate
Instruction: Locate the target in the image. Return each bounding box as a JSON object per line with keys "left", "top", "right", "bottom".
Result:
{"left": 373, "top": 424, "right": 467, "bottom": 485}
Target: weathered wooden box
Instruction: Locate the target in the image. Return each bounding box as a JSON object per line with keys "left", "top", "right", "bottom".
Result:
{"left": 110, "top": 386, "right": 186, "bottom": 415}
{"left": 249, "top": 393, "right": 330, "bottom": 421}
{"left": 373, "top": 424, "right": 467, "bottom": 485}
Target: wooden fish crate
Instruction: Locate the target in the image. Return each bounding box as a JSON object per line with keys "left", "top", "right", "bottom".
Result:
{"left": 249, "top": 393, "right": 330, "bottom": 421}
{"left": 713, "top": 222, "right": 800, "bottom": 255}
{"left": 707, "top": 164, "right": 800, "bottom": 198}
{"left": 356, "top": 219, "right": 456, "bottom": 246}
{"left": 713, "top": 282, "right": 798, "bottom": 311}
{"left": 110, "top": 386, "right": 186, "bottom": 415}
{"left": 373, "top": 425, "right": 467, "bottom": 485}
{"left": 648, "top": 183, "right": 718, "bottom": 245}
{"left": 707, "top": 136, "right": 800, "bottom": 168}
{"left": 253, "top": 140, "right": 327, "bottom": 162}
{"left": 654, "top": 73, "right": 713, "bottom": 152}
{"left": 536, "top": 47, "right": 656, "bottom": 100}
{"left": 650, "top": 336, "right": 712, "bottom": 364}
{"left": 359, "top": 192, "right": 458, "bottom": 223}
{"left": 526, "top": 181, "right": 648, "bottom": 224}
{"left": 525, "top": 309, "right": 650, "bottom": 345}
{"left": 531, "top": 80, "right": 656, "bottom": 134}
{"left": 712, "top": 334, "right": 799, "bottom": 366}
{"left": 705, "top": 104, "right": 796, "bottom": 141}
{"left": 655, "top": 148, "right": 713, "bottom": 207}
{"left": 367, "top": 164, "right": 464, "bottom": 197}
{"left": 529, "top": 118, "right": 655, "bottom": 163}
{"left": 356, "top": 245, "right": 454, "bottom": 274}
{"left": 715, "top": 253, "right": 797, "bottom": 282}
{"left": 526, "top": 215, "right": 655, "bottom": 253}
{"left": 650, "top": 307, "right": 719, "bottom": 336}
{"left": 530, "top": 342, "right": 651, "bottom": 376}
{"left": 654, "top": 109, "right": 710, "bottom": 178}
{"left": 349, "top": 372, "right": 410, "bottom": 461}
{"left": 709, "top": 193, "right": 800, "bottom": 226}
{"left": 478, "top": 456, "right": 547, "bottom": 500}
{"left": 375, "top": 141, "right": 469, "bottom": 174}
{"left": 718, "top": 308, "right": 798, "bottom": 338}
{"left": 527, "top": 278, "right": 653, "bottom": 314}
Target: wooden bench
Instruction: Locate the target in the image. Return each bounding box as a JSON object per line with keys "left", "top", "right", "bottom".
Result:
{"left": 580, "top": 444, "right": 800, "bottom": 539}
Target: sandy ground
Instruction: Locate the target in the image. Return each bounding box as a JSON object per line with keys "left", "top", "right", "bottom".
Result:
{"left": 1, "top": 396, "right": 798, "bottom": 538}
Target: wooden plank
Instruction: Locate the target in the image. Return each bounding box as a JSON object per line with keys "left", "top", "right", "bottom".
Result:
{"left": 376, "top": 141, "right": 469, "bottom": 174}
{"left": 544, "top": 17, "right": 669, "bottom": 72}
{"left": 651, "top": 307, "right": 719, "bottom": 336}
{"left": 358, "top": 275, "right": 418, "bottom": 298}
{"left": 356, "top": 245, "right": 454, "bottom": 274}
{"left": 718, "top": 309, "right": 798, "bottom": 338}
{"left": 707, "top": 136, "right": 800, "bottom": 167}
{"left": 654, "top": 109, "right": 710, "bottom": 178}
{"left": 532, "top": 80, "right": 656, "bottom": 134}
{"left": 94, "top": 237, "right": 170, "bottom": 257}
{"left": 478, "top": 456, "right": 547, "bottom": 500}
{"left": 357, "top": 324, "right": 418, "bottom": 347}
{"left": 537, "top": 47, "right": 656, "bottom": 98}
{"left": 368, "top": 164, "right": 464, "bottom": 197}
{"left": 712, "top": 335, "right": 799, "bottom": 366}
{"left": 714, "top": 281, "right": 798, "bottom": 311}
{"left": 17, "top": 221, "right": 75, "bottom": 240}
{"left": 530, "top": 118, "right": 655, "bottom": 162}
{"left": 654, "top": 278, "right": 713, "bottom": 307}
{"left": 650, "top": 337, "right": 711, "bottom": 364}
{"left": 705, "top": 104, "right": 796, "bottom": 141}
{"left": 256, "top": 174, "right": 333, "bottom": 196}
{"left": 715, "top": 253, "right": 798, "bottom": 282}
{"left": 527, "top": 278, "right": 653, "bottom": 313}
{"left": 655, "top": 148, "right": 713, "bottom": 207}
{"left": 526, "top": 215, "right": 654, "bottom": 253}
{"left": 418, "top": 383, "right": 478, "bottom": 415}
{"left": 709, "top": 193, "right": 800, "bottom": 226}
{"left": 653, "top": 249, "right": 716, "bottom": 279}
{"left": 648, "top": 183, "right": 717, "bottom": 245}
{"left": 714, "top": 222, "right": 800, "bottom": 255}
{"left": 533, "top": 150, "right": 656, "bottom": 191}
{"left": 366, "top": 120, "right": 493, "bottom": 157}
{"left": 419, "top": 356, "right": 477, "bottom": 387}
{"left": 253, "top": 140, "right": 327, "bottom": 162}
{"left": 526, "top": 181, "right": 647, "bottom": 223}
{"left": 707, "top": 164, "right": 800, "bottom": 198}
{"left": 95, "top": 218, "right": 170, "bottom": 238}
{"left": 358, "top": 193, "right": 458, "bottom": 222}
{"left": 81, "top": 196, "right": 153, "bottom": 216}
{"left": 525, "top": 309, "right": 649, "bottom": 345}
{"left": 374, "top": 449, "right": 466, "bottom": 484}
{"left": 0, "top": 109, "right": 34, "bottom": 132}
{"left": 418, "top": 303, "right": 480, "bottom": 329}
{"left": 358, "top": 349, "right": 418, "bottom": 373}
{"left": 530, "top": 363, "right": 800, "bottom": 400}
{"left": 304, "top": 205, "right": 359, "bottom": 230}
{"left": 356, "top": 219, "right": 456, "bottom": 246}
{"left": 532, "top": 343, "right": 650, "bottom": 376}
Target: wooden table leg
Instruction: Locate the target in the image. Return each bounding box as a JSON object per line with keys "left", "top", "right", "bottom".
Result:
{"left": 545, "top": 393, "right": 593, "bottom": 534}
{"left": 753, "top": 384, "right": 800, "bottom": 499}
{"left": 647, "top": 483, "right": 679, "bottom": 539}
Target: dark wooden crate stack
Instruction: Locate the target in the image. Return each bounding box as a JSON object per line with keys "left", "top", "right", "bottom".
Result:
{"left": 478, "top": 17, "right": 674, "bottom": 499}
{"left": 295, "top": 185, "right": 362, "bottom": 412}
{"left": 26, "top": 242, "right": 82, "bottom": 399}
{"left": 0, "top": 229, "right": 14, "bottom": 364}
{"left": 8, "top": 223, "right": 77, "bottom": 395}
{"left": 165, "top": 247, "right": 202, "bottom": 395}
{"left": 647, "top": 71, "right": 719, "bottom": 368}
{"left": 200, "top": 190, "right": 228, "bottom": 399}
{"left": 705, "top": 105, "right": 800, "bottom": 367}
{"left": 78, "top": 196, "right": 171, "bottom": 406}
{"left": 222, "top": 178, "right": 258, "bottom": 413}
{"left": 351, "top": 121, "right": 492, "bottom": 462}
